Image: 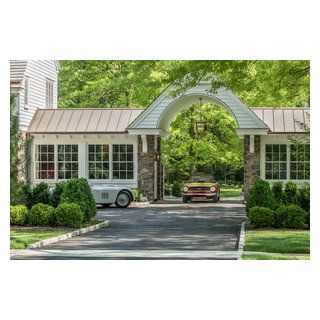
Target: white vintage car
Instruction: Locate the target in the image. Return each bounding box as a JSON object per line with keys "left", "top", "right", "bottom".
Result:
{"left": 91, "top": 184, "right": 134, "bottom": 208}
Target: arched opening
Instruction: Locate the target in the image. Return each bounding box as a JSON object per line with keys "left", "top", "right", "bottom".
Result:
{"left": 158, "top": 93, "right": 239, "bottom": 133}
{"left": 161, "top": 100, "right": 244, "bottom": 200}
{"left": 129, "top": 81, "right": 268, "bottom": 201}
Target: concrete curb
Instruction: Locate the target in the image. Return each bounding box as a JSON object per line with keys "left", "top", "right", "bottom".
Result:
{"left": 237, "top": 221, "right": 246, "bottom": 260}
{"left": 242, "top": 251, "right": 310, "bottom": 258}
{"left": 27, "top": 220, "right": 110, "bottom": 249}
{"left": 131, "top": 202, "right": 149, "bottom": 207}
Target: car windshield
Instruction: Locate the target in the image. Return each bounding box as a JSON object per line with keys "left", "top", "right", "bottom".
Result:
{"left": 189, "top": 173, "right": 213, "bottom": 183}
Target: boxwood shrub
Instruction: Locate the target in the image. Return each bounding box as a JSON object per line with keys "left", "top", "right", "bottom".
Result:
{"left": 60, "top": 178, "right": 96, "bottom": 221}
{"left": 10, "top": 205, "right": 28, "bottom": 226}
{"left": 271, "top": 181, "right": 284, "bottom": 207}
{"left": 248, "top": 206, "right": 275, "bottom": 228}
{"left": 31, "top": 182, "right": 50, "bottom": 207}
{"left": 50, "top": 182, "right": 66, "bottom": 208}
{"left": 246, "top": 180, "right": 276, "bottom": 212}
{"left": 275, "top": 204, "right": 307, "bottom": 229}
{"left": 284, "top": 182, "right": 298, "bottom": 205}
{"left": 298, "top": 184, "right": 310, "bottom": 213}
{"left": 27, "top": 203, "right": 55, "bottom": 226}
{"left": 55, "top": 203, "right": 84, "bottom": 228}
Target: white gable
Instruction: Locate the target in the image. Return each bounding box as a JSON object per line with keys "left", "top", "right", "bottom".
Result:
{"left": 128, "top": 81, "right": 268, "bottom": 136}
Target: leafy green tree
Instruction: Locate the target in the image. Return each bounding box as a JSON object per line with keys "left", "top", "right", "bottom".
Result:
{"left": 161, "top": 104, "right": 243, "bottom": 184}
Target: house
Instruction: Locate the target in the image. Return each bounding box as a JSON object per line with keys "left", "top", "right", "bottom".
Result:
{"left": 10, "top": 60, "right": 60, "bottom": 133}
{"left": 11, "top": 61, "right": 309, "bottom": 200}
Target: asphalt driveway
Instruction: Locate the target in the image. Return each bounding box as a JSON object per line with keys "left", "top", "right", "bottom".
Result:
{"left": 12, "top": 200, "right": 247, "bottom": 260}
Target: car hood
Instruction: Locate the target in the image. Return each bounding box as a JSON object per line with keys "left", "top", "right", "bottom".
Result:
{"left": 183, "top": 182, "right": 218, "bottom": 187}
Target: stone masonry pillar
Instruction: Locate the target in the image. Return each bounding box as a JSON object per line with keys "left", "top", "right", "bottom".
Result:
{"left": 137, "top": 135, "right": 155, "bottom": 201}
{"left": 243, "top": 135, "right": 261, "bottom": 200}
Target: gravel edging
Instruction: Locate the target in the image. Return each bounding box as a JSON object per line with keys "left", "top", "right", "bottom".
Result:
{"left": 237, "top": 221, "right": 246, "bottom": 260}
{"left": 27, "top": 220, "right": 110, "bottom": 249}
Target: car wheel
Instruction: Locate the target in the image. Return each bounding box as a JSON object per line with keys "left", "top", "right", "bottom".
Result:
{"left": 212, "top": 195, "right": 218, "bottom": 203}
{"left": 182, "top": 196, "right": 188, "bottom": 203}
{"left": 102, "top": 203, "right": 111, "bottom": 208}
{"left": 115, "top": 191, "right": 131, "bottom": 208}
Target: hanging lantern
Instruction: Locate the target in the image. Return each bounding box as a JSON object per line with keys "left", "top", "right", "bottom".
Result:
{"left": 195, "top": 97, "right": 205, "bottom": 134}
{"left": 195, "top": 119, "right": 205, "bottom": 134}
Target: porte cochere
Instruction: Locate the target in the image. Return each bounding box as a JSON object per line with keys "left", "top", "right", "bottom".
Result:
{"left": 27, "top": 81, "right": 310, "bottom": 200}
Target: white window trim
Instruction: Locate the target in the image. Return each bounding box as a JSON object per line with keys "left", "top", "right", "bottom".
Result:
{"left": 57, "top": 144, "right": 80, "bottom": 180}
{"left": 260, "top": 135, "right": 310, "bottom": 185}
{"left": 46, "top": 78, "right": 54, "bottom": 109}
{"left": 31, "top": 134, "right": 138, "bottom": 188}
{"left": 33, "top": 143, "right": 56, "bottom": 183}
{"left": 24, "top": 77, "right": 29, "bottom": 110}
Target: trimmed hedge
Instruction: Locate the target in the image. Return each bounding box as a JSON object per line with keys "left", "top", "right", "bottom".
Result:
{"left": 31, "top": 182, "right": 50, "bottom": 207}
{"left": 10, "top": 205, "right": 28, "bottom": 226}
{"left": 271, "top": 181, "right": 284, "bottom": 207}
{"left": 248, "top": 206, "right": 275, "bottom": 228}
{"left": 55, "top": 203, "right": 84, "bottom": 228}
{"left": 50, "top": 182, "right": 66, "bottom": 208}
{"left": 27, "top": 203, "right": 55, "bottom": 226}
{"left": 298, "top": 184, "right": 310, "bottom": 213}
{"left": 284, "top": 182, "right": 298, "bottom": 205}
{"left": 60, "top": 178, "right": 96, "bottom": 221}
{"left": 246, "top": 180, "right": 276, "bottom": 212}
{"left": 275, "top": 204, "right": 307, "bottom": 229}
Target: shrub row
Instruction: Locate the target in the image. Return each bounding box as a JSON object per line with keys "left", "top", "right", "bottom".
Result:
{"left": 10, "top": 203, "right": 84, "bottom": 228}
{"left": 248, "top": 205, "right": 308, "bottom": 229}
{"left": 11, "top": 178, "right": 97, "bottom": 222}
{"left": 247, "top": 180, "right": 310, "bottom": 213}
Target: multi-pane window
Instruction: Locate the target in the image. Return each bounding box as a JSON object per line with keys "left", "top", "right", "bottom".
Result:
{"left": 57, "top": 145, "right": 78, "bottom": 179}
{"left": 112, "top": 144, "right": 134, "bottom": 179}
{"left": 46, "top": 79, "right": 54, "bottom": 108}
{"left": 35, "top": 145, "right": 55, "bottom": 179}
{"left": 265, "top": 144, "right": 287, "bottom": 180}
{"left": 290, "top": 144, "right": 310, "bottom": 180}
{"left": 88, "top": 145, "right": 109, "bottom": 179}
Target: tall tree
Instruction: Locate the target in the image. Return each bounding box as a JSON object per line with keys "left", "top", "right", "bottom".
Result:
{"left": 59, "top": 60, "right": 310, "bottom": 109}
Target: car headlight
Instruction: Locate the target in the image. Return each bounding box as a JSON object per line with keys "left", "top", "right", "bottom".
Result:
{"left": 183, "top": 186, "right": 188, "bottom": 192}
{"left": 210, "top": 186, "right": 216, "bottom": 192}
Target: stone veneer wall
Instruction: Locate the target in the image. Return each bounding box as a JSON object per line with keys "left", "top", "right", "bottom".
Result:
{"left": 137, "top": 135, "right": 163, "bottom": 201}
{"left": 243, "top": 135, "right": 261, "bottom": 199}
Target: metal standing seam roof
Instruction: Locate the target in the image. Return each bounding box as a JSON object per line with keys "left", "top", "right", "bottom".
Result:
{"left": 28, "top": 107, "right": 310, "bottom": 134}
{"left": 251, "top": 108, "right": 310, "bottom": 133}
{"left": 28, "top": 108, "right": 145, "bottom": 134}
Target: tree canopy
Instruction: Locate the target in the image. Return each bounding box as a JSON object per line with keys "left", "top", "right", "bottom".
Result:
{"left": 58, "top": 60, "right": 310, "bottom": 185}
{"left": 59, "top": 60, "right": 310, "bottom": 109}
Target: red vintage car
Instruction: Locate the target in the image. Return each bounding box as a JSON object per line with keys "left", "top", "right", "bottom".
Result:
{"left": 181, "top": 174, "right": 220, "bottom": 203}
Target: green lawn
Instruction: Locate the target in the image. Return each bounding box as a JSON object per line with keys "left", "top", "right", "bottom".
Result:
{"left": 10, "top": 228, "right": 73, "bottom": 249}
{"left": 10, "top": 220, "right": 102, "bottom": 249}
{"left": 241, "top": 254, "right": 310, "bottom": 260}
{"left": 244, "top": 229, "right": 310, "bottom": 254}
{"left": 220, "top": 187, "right": 242, "bottom": 198}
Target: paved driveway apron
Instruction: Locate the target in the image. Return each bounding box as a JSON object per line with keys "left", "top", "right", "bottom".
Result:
{"left": 13, "top": 200, "right": 246, "bottom": 260}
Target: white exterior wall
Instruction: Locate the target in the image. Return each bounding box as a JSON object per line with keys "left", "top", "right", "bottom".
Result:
{"left": 30, "top": 134, "right": 139, "bottom": 189}
{"left": 18, "top": 60, "right": 59, "bottom": 131}
{"left": 260, "top": 134, "right": 310, "bottom": 185}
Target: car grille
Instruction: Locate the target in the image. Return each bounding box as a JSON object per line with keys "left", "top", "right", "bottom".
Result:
{"left": 188, "top": 186, "right": 210, "bottom": 191}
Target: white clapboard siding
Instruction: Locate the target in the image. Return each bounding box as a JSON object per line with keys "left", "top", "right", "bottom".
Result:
{"left": 10, "top": 60, "right": 28, "bottom": 81}
{"left": 17, "top": 60, "right": 59, "bottom": 131}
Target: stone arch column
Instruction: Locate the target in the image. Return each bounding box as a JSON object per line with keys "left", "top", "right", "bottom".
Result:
{"left": 243, "top": 135, "right": 261, "bottom": 199}
{"left": 137, "top": 135, "right": 163, "bottom": 201}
